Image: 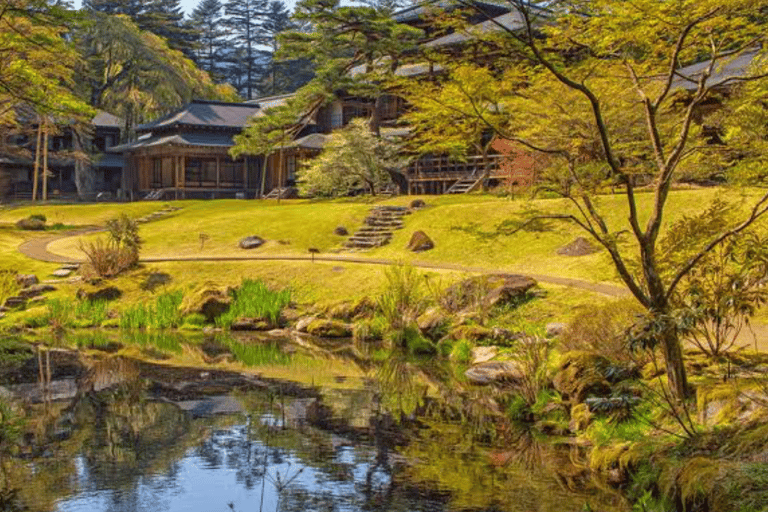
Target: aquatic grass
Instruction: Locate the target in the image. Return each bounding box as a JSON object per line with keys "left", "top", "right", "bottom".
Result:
{"left": 45, "top": 298, "right": 72, "bottom": 328}
{"left": 120, "top": 290, "right": 184, "bottom": 330}
{"left": 216, "top": 279, "right": 291, "bottom": 329}
{"left": 73, "top": 299, "right": 109, "bottom": 327}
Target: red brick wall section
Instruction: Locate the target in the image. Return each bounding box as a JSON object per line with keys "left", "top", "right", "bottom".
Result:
{"left": 490, "top": 137, "right": 547, "bottom": 190}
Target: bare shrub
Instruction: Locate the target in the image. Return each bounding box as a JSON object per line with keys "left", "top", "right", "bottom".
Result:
{"left": 560, "top": 298, "right": 644, "bottom": 363}
{"left": 79, "top": 214, "right": 141, "bottom": 278}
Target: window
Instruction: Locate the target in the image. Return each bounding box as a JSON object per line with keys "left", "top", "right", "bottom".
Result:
{"left": 152, "top": 159, "right": 162, "bottom": 187}
{"left": 186, "top": 159, "right": 202, "bottom": 185}
{"left": 286, "top": 155, "right": 296, "bottom": 181}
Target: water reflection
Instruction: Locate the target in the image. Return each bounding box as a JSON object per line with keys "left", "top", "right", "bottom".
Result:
{"left": 1, "top": 336, "right": 629, "bottom": 512}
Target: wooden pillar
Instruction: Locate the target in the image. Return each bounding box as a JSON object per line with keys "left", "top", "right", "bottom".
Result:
{"left": 216, "top": 156, "right": 221, "bottom": 192}
{"left": 180, "top": 155, "right": 185, "bottom": 199}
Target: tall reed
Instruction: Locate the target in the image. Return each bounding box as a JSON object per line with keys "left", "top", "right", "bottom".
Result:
{"left": 120, "top": 290, "right": 183, "bottom": 330}
{"left": 216, "top": 280, "right": 291, "bottom": 329}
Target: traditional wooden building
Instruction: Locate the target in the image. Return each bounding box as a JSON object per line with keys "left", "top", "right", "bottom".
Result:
{"left": 117, "top": 100, "right": 264, "bottom": 200}
{"left": 1, "top": 112, "right": 124, "bottom": 201}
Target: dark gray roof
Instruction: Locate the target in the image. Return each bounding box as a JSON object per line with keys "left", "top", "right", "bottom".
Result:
{"left": 111, "top": 132, "right": 235, "bottom": 152}
{"left": 425, "top": 10, "right": 526, "bottom": 47}
{"left": 136, "top": 100, "right": 260, "bottom": 132}
{"left": 672, "top": 49, "right": 766, "bottom": 91}
{"left": 393, "top": 0, "right": 508, "bottom": 23}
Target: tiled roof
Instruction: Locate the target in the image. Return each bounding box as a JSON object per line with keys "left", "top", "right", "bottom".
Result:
{"left": 111, "top": 132, "right": 235, "bottom": 152}
{"left": 136, "top": 100, "right": 260, "bottom": 132}
{"left": 92, "top": 111, "right": 123, "bottom": 128}
{"left": 672, "top": 49, "right": 766, "bottom": 91}
{"left": 424, "top": 10, "right": 526, "bottom": 47}
{"left": 94, "top": 153, "right": 124, "bottom": 168}
{"left": 287, "top": 133, "right": 328, "bottom": 150}
{"left": 393, "top": 0, "right": 509, "bottom": 23}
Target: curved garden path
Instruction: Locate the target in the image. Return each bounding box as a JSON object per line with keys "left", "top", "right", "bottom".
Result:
{"left": 18, "top": 227, "right": 768, "bottom": 350}
{"left": 18, "top": 228, "right": 627, "bottom": 297}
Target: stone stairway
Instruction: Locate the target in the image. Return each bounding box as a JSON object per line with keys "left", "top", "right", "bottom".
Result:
{"left": 345, "top": 205, "right": 410, "bottom": 249}
{"left": 447, "top": 173, "right": 484, "bottom": 194}
{"left": 264, "top": 187, "right": 297, "bottom": 199}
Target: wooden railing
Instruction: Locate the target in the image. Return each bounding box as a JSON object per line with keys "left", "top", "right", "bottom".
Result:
{"left": 406, "top": 153, "right": 506, "bottom": 182}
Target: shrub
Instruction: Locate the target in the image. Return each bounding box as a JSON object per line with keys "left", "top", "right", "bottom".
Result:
{"left": 215, "top": 279, "right": 291, "bottom": 329}
{"left": 80, "top": 214, "right": 141, "bottom": 278}
{"left": 560, "top": 298, "right": 644, "bottom": 363}
{"left": 29, "top": 214, "right": 46, "bottom": 222}
{"left": 15, "top": 217, "right": 45, "bottom": 230}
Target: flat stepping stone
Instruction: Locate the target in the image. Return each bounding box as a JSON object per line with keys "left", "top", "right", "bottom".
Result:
{"left": 3, "top": 296, "right": 26, "bottom": 309}
{"left": 52, "top": 269, "right": 73, "bottom": 278}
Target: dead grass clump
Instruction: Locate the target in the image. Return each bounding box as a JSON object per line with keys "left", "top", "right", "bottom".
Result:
{"left": 79, "top": 238, "right": 138, "bottom": 279}
{"left": 559, "top": 298, "right": 644, "bottom": 363}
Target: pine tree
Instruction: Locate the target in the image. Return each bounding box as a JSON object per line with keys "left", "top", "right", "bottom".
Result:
{"left": 261, "top": 0, "right": 299, "bottom": 95}
{"left": 223, "top": 0, "right": 269, "bottom": 99}
{"left": 190, "top": 0, "right": 227, "bottom": 80}
{"left": 140, "top": 0, "right": 199, "bottom": 59}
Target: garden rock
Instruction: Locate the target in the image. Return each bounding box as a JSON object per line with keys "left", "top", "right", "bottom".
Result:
{"left": 2, "top": 297, "right": 25, "bottom": 310}
{"left": 306, "top": 319, "right": 353, "bottom": 338}
{"left": 18, "top": 284, "right": 56, "bottom": 299}
{"left": 180, "top": 284, "right": 231, "bottom": 322}
{"left": 410, "top": 199, "right": 426, "bottom": 209}
{"left": 417, "top": 307, "right": 450, "bottom": 339}
{"left": 239, "top": 236, "right": 265, "bottom": 250}
{"left": 295, "top": 316, "right": 317, "bottom": 333}
{"left": 52, "top": 269, "right": 73, "bottom": 278}
{"left": 470, "top": 346, "right": 498, "bottom": 364}
{"left": 545, "top": 322, "right": 567, "bottom": 338}
{"left": 443, "top": 274, "right": 537, "bottom": 311}
{"left": 448, "top": 324, "right": 494, "bottom": 342}
{"left": 557, "top": 237, "right": 598, "bottom": 256}
{"left": 334, "top": 226, "right": 349, "bottom": 236}
{"left": 406, "top": 231, "right": 434, "bottom": 252}
{"left": 230, "top": 318, "right": 271, "bottom": 331}
{"left": 77, "top": 286, "right": 122, "bottom": 302}
{"left": 553, "top": 351, "right": 612, "bottom": 404}
{"left": 465, "top": 361, "right": 524, "bottom": 385}
{"left": 16, "top": 274, "right": 38, "bottom": 288}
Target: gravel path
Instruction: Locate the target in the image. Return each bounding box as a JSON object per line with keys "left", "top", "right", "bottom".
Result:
{"left": 17, "top": 228, "right": 627, "bottom": 297}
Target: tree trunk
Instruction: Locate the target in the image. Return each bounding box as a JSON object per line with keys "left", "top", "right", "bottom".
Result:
{"left": 42, "top": 124, "right": 49, "bottom": 202}
{"left": 32, "top": 122, "right": 42, "bottom": 201}
{"left": 369, "top": 95, "right": 383, "bottom": 137}
{"left": 661, "top": 328, "right": 690, "bottom": 400}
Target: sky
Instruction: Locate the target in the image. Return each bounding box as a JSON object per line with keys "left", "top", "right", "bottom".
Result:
{"left": 71, "top": 0, "right": 300, "bottom": 16}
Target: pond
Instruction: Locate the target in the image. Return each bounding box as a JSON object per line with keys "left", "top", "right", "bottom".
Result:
{"left": 0, "top": 332, "right": 629, "bottom": 512}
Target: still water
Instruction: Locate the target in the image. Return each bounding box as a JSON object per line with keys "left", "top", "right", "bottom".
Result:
{"left": 1, "top": 335, "right": 628, "bottom": 512}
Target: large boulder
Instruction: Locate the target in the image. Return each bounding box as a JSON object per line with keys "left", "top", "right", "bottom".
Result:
{"left": 465, "top": 361, "right": 524, "bottom": 385}
{"left": 239, "top": 236, "right": 265, "bottom": 250}
{"left": 417, "top": 306, "right": 450, "bottom": 340}
{"left": 443, "top": 274, "right": 537, "bottom": 312}
{"left": 180, "top": 283, "right": 232, "bottom": 322}
{"left": 15, "top": 274, "right": 38, "bottom": 288}
{"left": 410, "top": 199, "right": 426, "bottom": 210}
{"left": 406, "top": 231, "right": 434, "bottom": 252}
{"left": 16, "top": 217, "right": 45, "bottom": 230}
{"left": 333, "top": 226, "right": 349, "bottom": 236}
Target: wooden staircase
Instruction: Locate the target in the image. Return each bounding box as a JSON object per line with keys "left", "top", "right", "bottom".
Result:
{"left": 143, "top": 189, "right": 166, "bottom": 200}
{"left": 446, "top": 172, "right": 484, "bottom": 194}
{"left": 264, "top": 187, "right": 297, "bottom": 199}
{"left": 345, "top": 205, "right": 410, "bottom": 249}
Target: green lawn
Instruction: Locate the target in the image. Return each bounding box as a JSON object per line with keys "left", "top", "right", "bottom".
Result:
{"left": 2, "top": 187, "right": 762, "bottom": 323}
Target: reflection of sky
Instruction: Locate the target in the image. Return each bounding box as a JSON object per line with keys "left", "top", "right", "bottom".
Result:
{"left": 54, "top": 418, "right": 394, "bottom": 512}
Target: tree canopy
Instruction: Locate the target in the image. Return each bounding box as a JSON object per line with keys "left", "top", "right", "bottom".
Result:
{"left": 397, "top": 0, "right": 768, "bottom": 399}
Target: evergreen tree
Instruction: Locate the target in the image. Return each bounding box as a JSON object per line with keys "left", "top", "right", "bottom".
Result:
{"left": 224, "top": 0, "right": 269, "bottom": 99}
{"left": 261, "top": 0, "right": 312, "bottom": 95}
{"left": 140, "top": 0, "right": 199, "bottom": 59}
{"left": 190, "top": 0, "right": 227, "bottom": 80}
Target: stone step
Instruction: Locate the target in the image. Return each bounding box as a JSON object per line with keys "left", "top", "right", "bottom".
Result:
{"left": 355, "top": 228, "right": 395, "bottom": 235}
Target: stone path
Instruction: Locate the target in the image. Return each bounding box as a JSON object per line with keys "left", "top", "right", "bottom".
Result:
{"left": 17, "top": 227, "right": 627, "bottom": 297}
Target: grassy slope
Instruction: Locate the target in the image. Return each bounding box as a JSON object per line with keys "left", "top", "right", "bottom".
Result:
{"left": 3, "top": 187, "right": 759, "bottom": 319}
